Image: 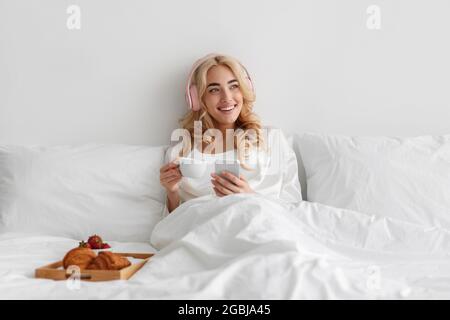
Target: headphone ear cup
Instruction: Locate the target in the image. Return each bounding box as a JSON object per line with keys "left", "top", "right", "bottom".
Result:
{"left": 189, "top": 85, "right": 200, "bottom": 111}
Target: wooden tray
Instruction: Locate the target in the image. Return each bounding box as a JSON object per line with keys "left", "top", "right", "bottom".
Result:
{"left": 35, "top": 252, "right": 154, "bottom": 282}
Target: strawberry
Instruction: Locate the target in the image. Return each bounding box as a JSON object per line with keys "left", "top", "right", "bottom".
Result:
{"left": 78, "top": 240, "right": 91, "bottom": 248}
{"left": 87, "top": 234, "right": 103, "bottom": 249}
{"left": 101, "top": 243, "right": 111, "bottom": 249}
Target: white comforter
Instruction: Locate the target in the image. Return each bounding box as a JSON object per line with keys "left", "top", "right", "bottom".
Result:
{"left": 1, "top": 194, "right": 450, "bottom": 299}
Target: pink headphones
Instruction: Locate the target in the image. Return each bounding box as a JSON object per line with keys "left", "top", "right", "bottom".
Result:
{"left": 185, "top": 53, "right": 255, "bottom": 111}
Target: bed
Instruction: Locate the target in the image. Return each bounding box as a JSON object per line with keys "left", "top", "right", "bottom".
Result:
{"left": 1, "top": 133, "right": 450, "bottom": 299}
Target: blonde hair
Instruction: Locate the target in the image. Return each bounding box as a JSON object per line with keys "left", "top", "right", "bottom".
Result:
{"left": 179, "top": 54, "right": 265, "bottom": 169}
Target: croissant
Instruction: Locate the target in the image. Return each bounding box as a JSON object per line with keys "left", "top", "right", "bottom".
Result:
{"left": 63, "top": 247, "right": 96, "bottom": 270}
{"left": 86, "top": 251, "right": 131, "bottom": 270}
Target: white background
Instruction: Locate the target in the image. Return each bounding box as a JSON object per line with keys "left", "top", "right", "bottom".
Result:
{"left": 1, "top": 0, "right": 449, "bottom": 146}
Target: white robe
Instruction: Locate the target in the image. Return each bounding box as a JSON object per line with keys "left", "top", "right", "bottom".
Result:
{"left": 162, "top": 127, "right": 302, "bottom": 218}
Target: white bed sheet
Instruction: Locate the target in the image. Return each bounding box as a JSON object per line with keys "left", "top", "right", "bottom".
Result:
{"left": 1, "top": 194, "right": 450, "bottom": 299}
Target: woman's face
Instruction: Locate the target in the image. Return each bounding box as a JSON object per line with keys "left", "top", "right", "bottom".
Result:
{"left": 202, "top": 64, "right": 243, "bottom": 128}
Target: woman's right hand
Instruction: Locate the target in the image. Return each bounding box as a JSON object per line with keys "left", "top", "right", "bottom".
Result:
{"left": 159, "top": 162, "right": 182, "bottom": 193}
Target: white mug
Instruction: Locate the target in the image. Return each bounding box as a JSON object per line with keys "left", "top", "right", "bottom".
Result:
{"left": 178, "top": 157, "right": 207, "bottom": 178}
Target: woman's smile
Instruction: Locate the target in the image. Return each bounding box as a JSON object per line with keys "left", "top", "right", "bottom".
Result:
{"left": 217, "top": 103, "right": 238, "bottom": 114}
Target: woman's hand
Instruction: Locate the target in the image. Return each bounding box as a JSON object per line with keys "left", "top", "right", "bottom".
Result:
{"left": 210, "top": 171, "right": 254, "bottom": 197}
{"left": 160, "top": 162, "right": 182, "bottom": 193}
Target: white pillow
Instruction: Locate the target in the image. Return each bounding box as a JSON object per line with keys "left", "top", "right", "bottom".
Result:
{"left": 0, "top": 144, "right": 167, "bottom": 242}
{"left": 295, "top": 133, "right": 450, "bottom": 228}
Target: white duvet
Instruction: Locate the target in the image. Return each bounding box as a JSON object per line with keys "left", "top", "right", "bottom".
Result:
{"left": 1, "top": 194, "right": 450, "bottom": 299}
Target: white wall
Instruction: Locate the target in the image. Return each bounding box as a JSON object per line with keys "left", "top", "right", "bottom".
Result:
{"left": 1, "top": 0, "right": 449, "bottom": 146}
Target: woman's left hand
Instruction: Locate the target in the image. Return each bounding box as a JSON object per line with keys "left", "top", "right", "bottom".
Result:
{"left": 211, "top": 171, "right": 254, "bottom": 197}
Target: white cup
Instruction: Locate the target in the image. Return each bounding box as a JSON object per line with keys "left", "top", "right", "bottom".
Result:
{"left": 178, "top": 157, "right": 207, "bottom": 178}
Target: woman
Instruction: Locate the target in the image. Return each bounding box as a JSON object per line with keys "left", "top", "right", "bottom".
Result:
{"left": 160, "top": 53, "right": 302, "bottom": 215}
